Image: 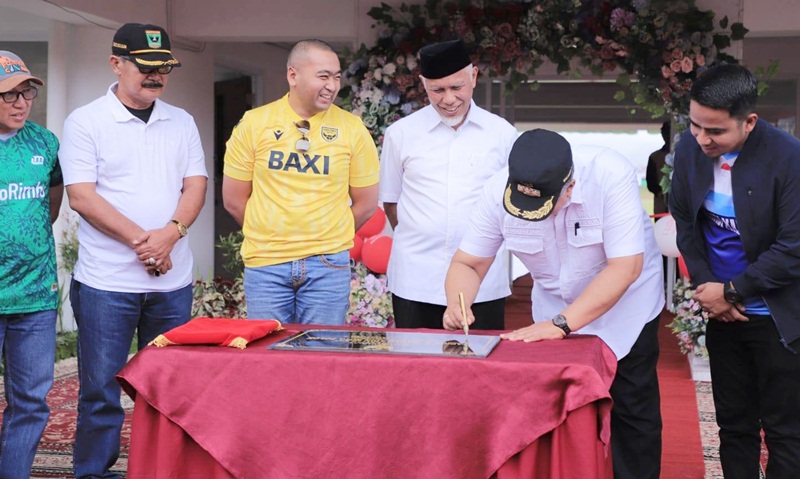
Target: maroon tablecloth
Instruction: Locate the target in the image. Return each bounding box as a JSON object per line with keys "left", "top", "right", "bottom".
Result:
{"left": 118, "top": 326, "right": 617, "bottom": 479}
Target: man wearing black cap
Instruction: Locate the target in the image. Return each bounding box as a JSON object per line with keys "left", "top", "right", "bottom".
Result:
{"left": 59, "top": 23, "right": 208, "bottom": 478}
{"left": 380, "top": 39, "right": 518, "bottom": 330}
{"left": 0, "top": 50, "right": 63, "bottom": 479}
{"left": 444, "top": 129, "right": 665, "bottom": 479}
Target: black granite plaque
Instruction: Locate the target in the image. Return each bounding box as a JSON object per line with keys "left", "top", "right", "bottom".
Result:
{"left": 269, "top": 329, "right": 500, "bottom": 358}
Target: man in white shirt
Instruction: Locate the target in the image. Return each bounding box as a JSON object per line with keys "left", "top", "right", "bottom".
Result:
{"left": 444, "top": 129, "right": 664, "bottom": 479}
{"left": 59, "top": 23, "right": 207, "bottom": 479}
{"left": 380, "top": 39, "right": 518, "bottom": 329}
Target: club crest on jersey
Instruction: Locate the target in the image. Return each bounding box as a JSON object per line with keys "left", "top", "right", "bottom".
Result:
{"left": 274, "top": 130, "right": 284, "bottom": 140}
{"left": 31, "top": 155, "right": 44, "bottom": 165}
{"left": 321, "top": 126, "right": 339, "bottom": 143}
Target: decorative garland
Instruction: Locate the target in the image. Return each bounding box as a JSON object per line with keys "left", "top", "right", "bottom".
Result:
{"left": 341, "top": 0, "right": 747, "bottom": 148}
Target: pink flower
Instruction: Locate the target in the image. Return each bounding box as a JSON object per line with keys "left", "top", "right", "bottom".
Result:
{"left": 670, "top": 60, "right": 683, "bottom": 72}
{"left": 681, "top": 57, "right": 693, "bottom": 73}
{"left": 695, "top": 54, "right": 706, "bottom": 66}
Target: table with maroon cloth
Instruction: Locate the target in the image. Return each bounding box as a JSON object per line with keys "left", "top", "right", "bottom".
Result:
{"left": 117, "top": 325, "right": 617, "bottom": 479}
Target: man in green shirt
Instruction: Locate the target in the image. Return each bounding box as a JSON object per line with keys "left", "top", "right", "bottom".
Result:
{"left": 0, "top": 50, "right": 63, "bottom": 478}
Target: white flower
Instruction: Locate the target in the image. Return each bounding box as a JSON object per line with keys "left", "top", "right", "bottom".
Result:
{"left": 383, "top": 63, "right": 397, "bottom": 75}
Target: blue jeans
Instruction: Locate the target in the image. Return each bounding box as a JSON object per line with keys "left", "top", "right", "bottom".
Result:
{"left": 244, "top": 251, "right": 351, "bottom": 325}
{"left": 70, "top": 280, "right": 192, "bottom": 479}
{"left": 0, "top": 310, "right": 56, "bottom": 479}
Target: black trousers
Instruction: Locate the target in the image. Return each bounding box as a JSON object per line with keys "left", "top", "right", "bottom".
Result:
{"left": 707, "top": 314, "right": 800, "bottom": 479}
{"left": 391, "top": 294, "right": 505, "bottom": 330}
{"left": 610, "top": 315, "right": 663, "bottom": 479}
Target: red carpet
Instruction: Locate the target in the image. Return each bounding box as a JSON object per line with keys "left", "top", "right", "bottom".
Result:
{"left": 505, "top": 274, "right": 705, "bottom": 477}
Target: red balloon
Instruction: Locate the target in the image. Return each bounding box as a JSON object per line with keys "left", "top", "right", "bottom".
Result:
{"left": 350, "top": 234, "right": 364, "bottom": 261}
{"left": 357, "top": 207, "right": 386, "bottom": 238}
{"left": 678, "top": 255, "right": 690, "bottom": 279}
{"left": 361, "top": 235, "right": 392, "bottom": 274}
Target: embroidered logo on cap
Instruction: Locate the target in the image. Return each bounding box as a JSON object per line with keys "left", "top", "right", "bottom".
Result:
{"left": 516, "top": 183, "right": 541, "bottom": 197}
{"left": 0, "top": 57, "right": 28, "bottom": 75}
{"left": 145, "top": 30, "right": 162, "bottom": 48}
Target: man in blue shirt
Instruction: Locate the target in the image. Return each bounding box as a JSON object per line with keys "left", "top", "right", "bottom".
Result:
{"left": 670, "top": 64, "right": 800, "bottom": 478}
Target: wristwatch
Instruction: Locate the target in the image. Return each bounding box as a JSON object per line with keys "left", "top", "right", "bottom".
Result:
{"left": 171, "top": 219, "right": 188, "bottom": 239}
{"left": 724, "top": 281, "right": 743, "bottom": 304}
{"left": 552, "top": 314, "right": 571, "bottom": 336}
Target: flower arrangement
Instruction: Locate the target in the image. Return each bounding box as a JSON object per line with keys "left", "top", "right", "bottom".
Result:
{"left": 347, "top": 262, "right": 394, "bottom": 328}
{"left": 341, "top": 0, "right": 747, "bottom": 147}
{"left": 667, "top": 277, "right": 708, "bottom": 359}
{"left": 191, "top": 276, "right": 247, "bottom": 319}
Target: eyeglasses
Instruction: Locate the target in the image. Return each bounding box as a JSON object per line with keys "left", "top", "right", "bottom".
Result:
{"left": 121, "top": 56, "right": 173, "bottom": 75}
{"left": 295, "top": 120, "right": 311, "bottom": 153}
{"left": 1, "top": 87, "right": 38, "bottom": 103}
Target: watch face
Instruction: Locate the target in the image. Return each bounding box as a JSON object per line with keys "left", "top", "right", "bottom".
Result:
{"left": 553, "top": 314, "right": 570, "bottom": 334}
{"left": 724, "top": 290, "right": 742, "bottom": 304}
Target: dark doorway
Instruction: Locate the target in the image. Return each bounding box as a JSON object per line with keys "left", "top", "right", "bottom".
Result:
{"left": 213, "top": 76, "right": 252, "bottom": 279}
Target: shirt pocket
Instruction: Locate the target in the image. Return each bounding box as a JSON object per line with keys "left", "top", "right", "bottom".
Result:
{"left": 503, "top": 227, "right": 552, "bottom": 278}
{"left": 566, "top": 219, "right": 606, "bottom": 278}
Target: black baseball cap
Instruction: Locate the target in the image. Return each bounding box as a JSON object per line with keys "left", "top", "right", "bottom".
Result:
{"left": 112, "top": 23, "right": 181, "bottom": 68}
{"left": 504, "top": 129, "right": 574, "bottom": 221}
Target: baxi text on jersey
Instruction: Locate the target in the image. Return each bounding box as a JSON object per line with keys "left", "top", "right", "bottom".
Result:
{"left": 268, "top": 150, "right": 330, "bottom": 175}
{"left": 0, "top": 182, "right": 47, "bottom": 201}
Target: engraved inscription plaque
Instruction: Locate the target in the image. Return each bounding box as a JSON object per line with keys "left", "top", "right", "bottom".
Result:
{"left": 269, "top": 330, "right": 500, "bottom": 358}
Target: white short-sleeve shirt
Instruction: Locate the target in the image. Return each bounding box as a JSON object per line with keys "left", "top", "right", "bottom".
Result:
{"left": 380, "top": 102, "right": 518, "bottom": 305}
{"left": 460, "top": 145, "right": 665, "bottom": 359}
{"left": 59, "top": 83, "right": 208, "bottom": 293}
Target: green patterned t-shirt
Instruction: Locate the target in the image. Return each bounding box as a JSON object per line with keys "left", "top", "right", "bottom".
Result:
{"left": 0, "top": 121, "right": 62, "bottom": 314}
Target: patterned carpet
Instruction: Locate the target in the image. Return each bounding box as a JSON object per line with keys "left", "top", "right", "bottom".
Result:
{"left": 695, "top": 380, "right": 768, "bottom": 479}
{"left": 0, "top": 358, "right": 131, "bottom": 479}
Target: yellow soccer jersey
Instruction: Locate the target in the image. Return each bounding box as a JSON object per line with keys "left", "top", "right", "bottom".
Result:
{"left": 224, "top": 94, "right": 379, "bottom": 267}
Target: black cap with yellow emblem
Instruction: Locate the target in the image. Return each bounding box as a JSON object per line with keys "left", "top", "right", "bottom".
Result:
{"left": 504, "top": 129, "right": 573, "bottom": 222}
{"left": 112, "top": 23, "right": 181, "bottom": 68}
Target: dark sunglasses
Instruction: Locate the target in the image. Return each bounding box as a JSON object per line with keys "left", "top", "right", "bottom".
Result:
{"left": 121, "top": 56, "right": 173, "bottom": 75}
{"left": 295, "top": 120, "right": 311, "bottom": 153}
{"left": 1, "top": 87, "right": 38, "bottom": 103}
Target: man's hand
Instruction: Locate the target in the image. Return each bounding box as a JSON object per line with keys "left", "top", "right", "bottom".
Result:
{"left": 499, "top": 321, "right": 566, "bottom": 342}
{"left": 694, "top": 282, "right": 748, "bottom": 322}
{"left": 145, "top": 255, "right": 174, "bottom": 276}
{"left": 133, "top": 226, "right": 179, "bottom": 268}
{"left": 443, "top": 304, "right": 474, "bottom": 330}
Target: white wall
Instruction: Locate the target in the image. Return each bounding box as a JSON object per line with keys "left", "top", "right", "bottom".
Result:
{"left": 214, "top": 42, "right": 290, "bottom": 106}
{"left": 171, "top": 0, "right": 358, "bottom": 42}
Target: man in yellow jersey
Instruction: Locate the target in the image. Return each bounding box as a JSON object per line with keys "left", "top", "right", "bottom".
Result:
{"left": 223, "top": 39, "right": 379, "bottom": 324}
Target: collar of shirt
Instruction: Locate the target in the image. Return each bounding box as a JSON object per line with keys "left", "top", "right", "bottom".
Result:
{"left": 281, "top": 93, "right": 331, "bottom": 126}
{"left": 422, "top": 99, "right": 488, "bottom": 132}
{"left": 107, "top": 82, "right": 170, "bottom": 124}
